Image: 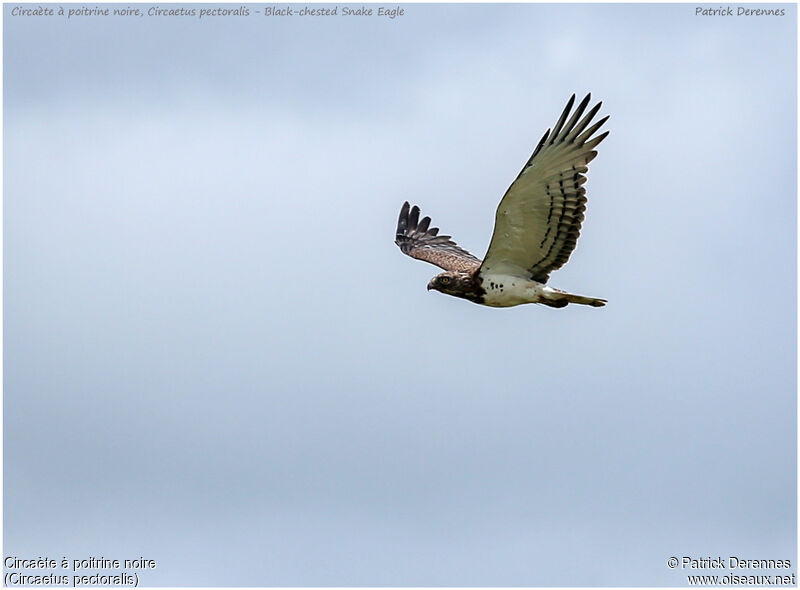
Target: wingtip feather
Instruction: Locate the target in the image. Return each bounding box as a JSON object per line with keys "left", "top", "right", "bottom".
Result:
{"left": 585, "top": 130, "right": 610, "bottom": 151}
{"left": 408, "top": 205, "right": 420, "bottom": 230}
{"left": 417, "top": 216, "right": 431, "bottom": 233}
{"left": 549, "top": 95, "right": 576, "bottom": 144}
{"left": 397, "top": 201, "right": 410, "bottom": 234}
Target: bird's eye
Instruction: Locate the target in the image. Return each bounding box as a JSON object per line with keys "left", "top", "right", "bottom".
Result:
{"left": 439, "top": 276, "right": 451, "bottom": 284}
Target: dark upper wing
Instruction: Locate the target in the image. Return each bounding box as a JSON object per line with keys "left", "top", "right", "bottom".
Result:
{"left": 479, "top": 94, "right": 609, "bottom": 283}
{"left": 395, "top": 202, "right": 481, "bottom": 273}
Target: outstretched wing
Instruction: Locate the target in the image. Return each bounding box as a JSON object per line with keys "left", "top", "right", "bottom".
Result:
{"left": 395, "top": 201, "right": 481, "bottom": 273}
{"left": 480, "top": 93, "right": 609, "bottom": 283}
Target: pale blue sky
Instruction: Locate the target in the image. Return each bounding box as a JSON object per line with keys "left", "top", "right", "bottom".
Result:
{"left": 4, "top": 3, "right": 797, "bottom": 586}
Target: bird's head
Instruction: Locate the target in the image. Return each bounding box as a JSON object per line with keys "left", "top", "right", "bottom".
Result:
{"left": 427, "top": 271, "right": 473, "bottom": 296}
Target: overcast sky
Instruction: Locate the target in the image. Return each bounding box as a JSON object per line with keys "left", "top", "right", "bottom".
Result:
{"left": 4, "top": 2, "right": 797, "bottom": 586}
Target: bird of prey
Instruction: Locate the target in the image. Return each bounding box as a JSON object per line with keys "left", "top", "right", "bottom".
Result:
{"left": 395, "top": 93, "right": 608, "bottom": 308}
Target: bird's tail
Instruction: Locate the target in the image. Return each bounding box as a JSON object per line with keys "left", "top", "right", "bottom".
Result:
{"left": 541, "top": 289, "right": 607, "bottom": 308}
{"left": 564, "top": 293, "right": 607, "bottom": 307}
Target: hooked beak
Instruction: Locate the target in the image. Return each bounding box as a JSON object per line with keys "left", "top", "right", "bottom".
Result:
{"left": 427, "top": 279, "right": 436, "bottom": 291}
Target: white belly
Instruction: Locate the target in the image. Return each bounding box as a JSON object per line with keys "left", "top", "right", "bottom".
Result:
{"left": 481, "top": 274, "right": 547, "bottom": 307}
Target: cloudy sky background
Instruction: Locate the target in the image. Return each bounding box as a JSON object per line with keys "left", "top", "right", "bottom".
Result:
{"left": 4, "top": 3, "right": 797, "bottom": 586}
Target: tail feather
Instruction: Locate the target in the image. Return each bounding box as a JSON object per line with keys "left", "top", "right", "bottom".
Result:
{"left": 564, "top": 293, "right": 607, "bottom": 307}
{"left": 541, "top": 289, "right": 607, "bottom": 308}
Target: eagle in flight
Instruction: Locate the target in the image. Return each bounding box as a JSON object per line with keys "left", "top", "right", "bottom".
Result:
{"left": 395, "top": 93, "right": 608, "bottom": 308}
